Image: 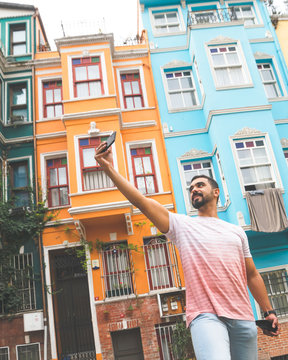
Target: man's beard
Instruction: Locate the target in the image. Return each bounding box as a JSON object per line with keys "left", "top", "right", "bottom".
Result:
{"left": 192, "top": 192, "right": 212, "bottom": 209}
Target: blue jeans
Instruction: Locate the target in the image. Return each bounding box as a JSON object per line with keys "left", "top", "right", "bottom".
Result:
{"left": 190, "top": 313, "right": 257, "bottom": 360}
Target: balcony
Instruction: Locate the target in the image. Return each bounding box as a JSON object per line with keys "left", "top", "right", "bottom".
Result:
{"left": 187, "top": 7, "right": 245, "bottom": 27}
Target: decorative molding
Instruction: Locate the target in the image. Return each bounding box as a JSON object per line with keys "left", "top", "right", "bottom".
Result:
{"left": 249, "top": 37, "right": 274, "bottom": 43}
{"left": 180, "top": 148, "right": 211, "bottom": 159}
{"left": 254, "top": 51, "right": 272, "bottom": 59}
{"left": 74, "top": 220, "right": 86, "bottom": 240}
{"left": 281, "top": 138, "right": 288, "bottom": 148}
{"left": 162, "top": 59, "right": 192, "bottom": 69}
{"left": 121, "top": 120, "right": 157, "bottom": 129}
{"left": 233, "top": 127, "right": 265, "bottom": 138}
{"left": 62, "top": 108, "right": 121, "bottom": 121}
{"left": 36, "top": 131, "right": 67, "bottom": 140}
{"left": 68, "top": 200, "right": 131, "bottom": 215}
{"left": 207, "top": 35, "right": 236, "bottom": 45}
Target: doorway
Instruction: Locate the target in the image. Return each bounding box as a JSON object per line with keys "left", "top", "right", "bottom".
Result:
{"left": 111, "top": 328, "right": 144, "bottom": 360}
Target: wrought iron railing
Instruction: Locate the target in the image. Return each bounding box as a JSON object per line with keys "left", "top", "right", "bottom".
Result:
{"left": 187, "top": 7, "right": 240, "bottom": 27}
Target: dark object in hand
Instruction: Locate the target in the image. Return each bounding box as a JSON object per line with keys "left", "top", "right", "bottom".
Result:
{"left": 100, "top": 131, "right": 116, "bottom": 153}
{"left": 256, "top": 320, "right": 278, "bottom": 333}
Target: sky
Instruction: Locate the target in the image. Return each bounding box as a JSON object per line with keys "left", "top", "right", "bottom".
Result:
{"left": 2, "top": 0, "right": 287, "bottom": 50}
{"left": 3, "top": 0, "right": 142, "bottom": 49}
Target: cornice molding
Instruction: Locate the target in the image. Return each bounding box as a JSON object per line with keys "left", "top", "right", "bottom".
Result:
{"left": 180, "top": 148, "right": 211, "bottom": 160}
{"left": 121, "top": 120, "right": 157, "bottom": 129}
{"left": 232, "top": 127, "right": 265, "bottom": 138}
{"left": 62, "top": 108, "right": 121, "bottom": 121}
{"left": 163, "top": 59, "right": 192, "bottom": 69}
{"left": 207, "top": 35, "right": 237, "bottom": 45}
{"left": 254, "top": 51, "right": 272, "bottom": 59}
{"left": 55, "top": 33, "right": 114, "bottom": 53}
{"left": 68, "top": 200, "right": 131, "bottom": 215}
{"left": 36, "top": 131, "right": 67, "bottom": 140}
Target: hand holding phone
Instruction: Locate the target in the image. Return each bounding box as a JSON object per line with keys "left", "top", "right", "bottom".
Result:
{"left": 100, "top": 131, "right": 116, "bottom": 153}
{"left": 256, "top": 320, "right": 278, "bottom": 333}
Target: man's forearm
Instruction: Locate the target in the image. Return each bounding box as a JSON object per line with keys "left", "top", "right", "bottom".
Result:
{"left": 248, "top": 272, "right": 273, "bottom": 312}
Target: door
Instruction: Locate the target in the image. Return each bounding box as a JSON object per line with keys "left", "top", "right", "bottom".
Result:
{"left": 50, "top": 249, "right": 96, "bottom": 360}
{"left": 111, "top": 328, "right": 144, "bottom": 360}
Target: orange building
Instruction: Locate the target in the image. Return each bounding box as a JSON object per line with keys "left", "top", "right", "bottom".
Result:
{"left": 34, "top": 31, "right": 186, "bottom": 360}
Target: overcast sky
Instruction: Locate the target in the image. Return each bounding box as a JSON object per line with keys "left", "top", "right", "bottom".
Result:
{"left": 2, "top": 0, "right": 287, "bottom": 50}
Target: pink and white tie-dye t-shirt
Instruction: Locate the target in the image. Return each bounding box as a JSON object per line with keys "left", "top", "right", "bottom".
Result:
{"left": 165, "top": 212, "right": 255, "bottom": 327}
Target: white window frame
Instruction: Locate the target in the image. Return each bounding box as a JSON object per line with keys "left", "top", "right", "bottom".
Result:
{"left": 226, "top": 0, "right": 263, "bottom": 26}
{"left": 40, "top": 151, "right": 70, "bottom": 209}
{"left": 232, "top": 4, "right": 257, "bottom": 25}
{"left": 149, "top": 5, "right": 186, "bottom": 37}
{"left": 116, "top": 66, "right": 148, "bottom": 109}
{"left": 257, "top": 63, "right": 282, "bottom": 99}
{"left": 16, "top": 343, "right": 41, "bottom": 360}
{"left": 125, "top": 139, "right": 163, "bottom": 194}
{"left": 188, "top": 2, "right": 221, "bottom": 25}
{"left": 38, "top": 76, "right": 63, "bottom": 121}
{"left": 0, "top": 347, "right": 10, "bottom": 360}
{"left": 68, "top": 52, "right": 108, "bottom": 100}
{"left": 256, "top": 265, "right": 288, "bottom": 320}
{"left": 5, "top": 79, "right": 31, "bottom": 124}
{"left": 74, "top": 132, "right": 118, "bottom": 194}
{"left": 206, "top": 40, "right": 253, "bottom": 90}
{"left": 230, "top": 134, "right": 282, "bottom": 193}
{"left": 161, "top": 68, "right": 199, "bottom": 112}
{"left": 5, "top": 20, "right": 31, "bottom": 57}
{"left": 178, "top": 157, "right": 217, "bottom": 214}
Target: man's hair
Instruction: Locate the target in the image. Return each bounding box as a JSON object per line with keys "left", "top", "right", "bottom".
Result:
{"left": 190, "top": 175, "right": 219, "bottom": 190}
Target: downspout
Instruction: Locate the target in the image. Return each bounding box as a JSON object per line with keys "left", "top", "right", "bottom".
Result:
{"left": 31, "top": 9, "right": 48, "bottom": 360}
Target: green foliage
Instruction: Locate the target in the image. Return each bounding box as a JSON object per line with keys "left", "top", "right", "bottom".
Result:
{"left": 171, "top": 321, "right": 195, "bottom": 360}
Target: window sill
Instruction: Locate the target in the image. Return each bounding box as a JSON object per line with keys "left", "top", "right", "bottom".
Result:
{"left": 152, "top": 30, "right": 186, "bottom": 37}
{"left": 48, "top": 204, "right": 70, "bottom": 210}
{"left": 64, "top": 94, "right": 116, "bottom": 103}
{"left": 168, "top": 105, "right": 202, "bottom": 113}
{"left": 70, "top": 187, "right": 118, "bottom": 197}
{"left": 4, "top": 121, "right": 31, "bottom": 127}
{"left": 268, "top": 96, "right": 288, "bottom": 102}
{"left": 215, "top": 83, "right": 254, "bottom": 90}
{"left": 121, "top": 106, "right": 155, "bottom": 112}
{"left": 37, "top": 116, "right": 63, "bottom": 122}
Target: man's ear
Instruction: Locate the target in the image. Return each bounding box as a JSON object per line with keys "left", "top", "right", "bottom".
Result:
{"left": 214, "top": 188, "right": 220, "bottom": 199}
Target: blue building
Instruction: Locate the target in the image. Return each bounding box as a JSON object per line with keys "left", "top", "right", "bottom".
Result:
{"left": 140, "top": 0, "right": 288, "bottom": 358}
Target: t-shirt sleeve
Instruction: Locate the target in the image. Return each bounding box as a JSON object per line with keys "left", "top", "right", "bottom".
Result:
{"left": 163, "top": 211, "right": 179, "bottom": 246}
{"left": 239, "top": 228, "right": 252, "bottom": 258}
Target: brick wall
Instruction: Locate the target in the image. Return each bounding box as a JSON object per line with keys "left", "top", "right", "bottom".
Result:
{"left": 96, "top": 296, "right": 163, "bottom": 360}
{"left": 258, "top": 321, "right": 288, "bottom": 360}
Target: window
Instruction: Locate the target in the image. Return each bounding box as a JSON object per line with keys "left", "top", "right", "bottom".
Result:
{"left": 191, "top": 9, "right": 219, "bottom": 24}
{"left": 209, "top": 45, "right": 246, "bottom": 88}
{"left": 261, "top": 268, "right": 288, "bottom": 318}
{"left": 9, "top": 83, "right": 27, "bottom": 123}
{"left": 131, "top": 147, "right": 158, "bottom": 195}
{"left": 234, "top": 139, "right": 275, "bottom": 191}
{"left": 9, "top": 161, "right": 30, "bottom": 207}
{"left": 17, "top": 344, "right": 40, "bottom": 360}
{"left": 233, "top": 5, "right": 256, "bottom": 25}
{"left": 79, "top": 137, "right": 113, "bottom": 191}
{"left": 10, "top": 23, "right": 26, "bottom": 55}
{"left": 165, "top": 71, "right": 197, "bottom": 110}
{"left": 72, "top": 56, "right": 103, "bottom": 98}
{"left": 120, "top": 72, "right": 143, "bottom": 109}
{"left": 101, "top": 242, "right": 134, "bottom": 298}
{"left": 43, "top": 80, "right": 63, "bottom": 118}
{"left": 153, "top": 11, "right": 181, "bottom": 33}
{"left": 143, "top": 236, "right": 175, "bottom": 290}
{"left": 257, "top": 63, "right": 281, "bottom": 98}
{"left": 47, "top": 158, "right": 69, "bottom": 208}
{"left": 271, "top": 356, "right": 288, "bottom": 360}
{"left": 0, "top": 347, "right": 9, "bottom": 360}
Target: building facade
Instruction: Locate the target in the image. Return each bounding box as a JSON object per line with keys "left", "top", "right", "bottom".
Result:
{"left": 0, "top": 3, "right": 49, "bottom": 360}
{"left": 140, "top": 0, "right": 288, "bottom": 359}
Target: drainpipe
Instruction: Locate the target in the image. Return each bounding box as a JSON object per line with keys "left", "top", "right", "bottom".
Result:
{"left": 31, "top": 9, "right": 48, "bottom": 360}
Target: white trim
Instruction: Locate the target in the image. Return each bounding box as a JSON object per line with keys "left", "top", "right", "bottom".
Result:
{"left": 59, "top": 43, "right": 110, "bottom": 53}
{"left": 68, "top": 200, "right": 131, "bottom": 215}
{"left": 40, "top": 151, "right": 70, "bottom": 208}
{"left": 5, "top": 19, "right": 30, "bottom": 56}
{"left": 36, "top": 131, "right": 66, "bottom": 140}
{"left": 225, "top": 0, "right": 263, "bottom": 26}
{"left": 68, "top": 52, "right": 108, "bottom": 100}
{"left": 229, "top": 133, "right": 282, "bottom": 194}
{"left": 112, "top": 60, "right": 142, "bottom": 66}
{"left": 74, "top": 132, "right": 118, "bottom": 193}
{"left": 0, "top": 346, "right": 9, "bottom": 360}
{"left": 116, "top": 66, "right": 149, "bottom": 109}
{"left": 125, "top": 139, "right": 164, "bottom": 193}
{"left": 35, "top": 69, "right": 62, "bottom": 76}
{"left": 16, "top": 343, "right": 41, "bottom": 360}
{"left": 149, "top": 5, "right": 186, "bottom": 37}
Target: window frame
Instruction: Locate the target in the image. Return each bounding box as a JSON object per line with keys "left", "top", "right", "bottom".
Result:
{"left": 257, "top": 63, "right": 281, "bottom": 99}
{"left": 226, "top": 0, "right": 263, "bottom": 27}
{"left": 256, "top": 265, "right": 288, "bottom": 320}
{"left": 9, "top": 23, "right": 27, "bottom": 56}
{"left": 0, "top": 347, "right": 9, "bottom": 360}
{"left": 42, "top": 80, "right": 63, "bottom": 119}
{"left": 126, "top": 140, "right": 163, "bottom": 195}
{"left": 8, "top": 159, "right": 31, "bottom": 207}
{"left": 232, "top": 4, "right": 257, "bottom": 25}
{"left": 16, "top": 343, "right": 40, "bottom": 360}
{"left": 149, "top": 5, "right": 186, "bottom": 37}
{"left": 8, "top": 82, "right": 28, "bottom": 124}
{"left": 206, "top": 40, "right": 252, "bottom": 90}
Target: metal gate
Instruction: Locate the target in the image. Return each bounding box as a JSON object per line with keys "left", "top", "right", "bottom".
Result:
{"left": 50, "top": 249, "right": 96, "bottom": 360}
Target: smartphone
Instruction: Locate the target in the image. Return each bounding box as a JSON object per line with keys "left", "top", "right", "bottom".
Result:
{"left": 100, "top": 131, "right": 116, "bottom": 153}
{"left": 255, "top": 320, "right": 278, "bottom": 333}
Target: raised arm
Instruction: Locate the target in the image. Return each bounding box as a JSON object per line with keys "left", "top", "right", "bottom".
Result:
{"left": 95, "top": 142, "right": 170, "bottom": 234}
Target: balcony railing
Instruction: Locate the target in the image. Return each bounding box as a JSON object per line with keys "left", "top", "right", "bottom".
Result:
{"left": 187, "top": 7, "right": 240, "bottom": 27}
{"left": 114, "top": 34, "right": 146, "bottom": 47}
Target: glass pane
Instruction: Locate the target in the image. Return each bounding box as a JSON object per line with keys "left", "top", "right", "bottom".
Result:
{"left": 58, "top": 167, "right": 67, "bottom": 185}
{"left": 134, "top": 157, "right": 144, "bottom": 175}
{"left": 181, "top": 76, "right": 193, "bottom": 89}
{"left": 13, "top": 44, "right": 26, "bottom": 55}
{"left": 51, "top": 188, "right": 59, "bottom": 207}
{"left": 215, "top": 68, "right": 230, "bottom": 87}
{"left": 46, "top": 89, "right": 53, "bottom": 104}
{"left": 90, "top": 81, "right": 102, "bottom": 96}
{"left": 230, "top": 67, "right": 245, "bottom": 84}
{"left": 183, "top": 91, "right": 196, "bottom": 107}
{"left": 166, "top": 12, "right": 178, "bottom": 23}
{"left": 136, "top": 177, "right": 146, "bottom": 194}
{"left": 241, "top": 167, "right": 257, "bottom": 184}
{"left": 184, "top": 170, "right": 198, "bottom": 185}
{"left": 13, "top": 87, "right": 26, "bottom": 105}
{"left": 60, "top": 187, "right": 69, "bottom": 205}
{"left": 242, "top": 6, "right": 253, "bottom": 16}
{"left": 146, "top": 176, "right": 155, "bottom": 193}
{"left": 83, "top": 148, "right": 96, "bottom": 167}
{"left": 253, "top": 148, "right": 268, "bottom": 164}
{"left": 124, "top": 82, "right": 132, "bottom": 95}
{"left": 54, "top": 88, "right": 61, "bottom": 102}
{"left": 154, "top": 14, "right": 165, "bottom": 25}
{"left": 170, "top": 92, "right": 183, "bottom": 108}
{"left": 265, "top": 83, "right": 278, "bottom": 98}
{"left": 244, "top": 18, "right": 255, "bottom": 25}
{"left": 167, "top": 78, "right": 179, "bottom": 91}
{"left": 143, "top": 156, "right": 152, "bottom": 174}
{"left": 131, "top": 81, "right": 140, "bottom": 94}
{"left": 126, "top": 97, "right": 134, "bottom": 109}
{"left": 75, "top": 66, "right": 87, "bottom": 81}
{"left": 49, "top": 168, "right": 58, "bottom": 186}
{"left": 13, "top": 29, "right": 25, "bottom": 42}
{"left": 262, "top": 69, "right": 274, "bottom": 81}
{"left": 226, "top": 52, "right": 239, "bottom": 65}
{"left": 55, "top": 104, "right": 63, "bottom": 117}
{"left": 238, "top": 149, "right": 252, "bottom": 165}
{"left": 76, "top": 83, "right": 89, "bottom": 97}
{"left": 134, "top": 96, "right": 142, "bottom": 108}
{"left": 212, "top": 53, "right": 225, "bottom": 66}
{"left": 46, "top": 106, "right": 54, "bottom": 118}
{"left": 88, "top": 65, "right": 100, "bottom": 79}
{"left": 168, "top": 24, "right": 180, "bottom": 31}
{"left": 12, "top": 108, "right": 27, "bottom": 120}
{"left": 14, "top": 165, "right": 28, "bottom": 187}
{"left": 256, "top": 166, "right": 272, "bottom": 182}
